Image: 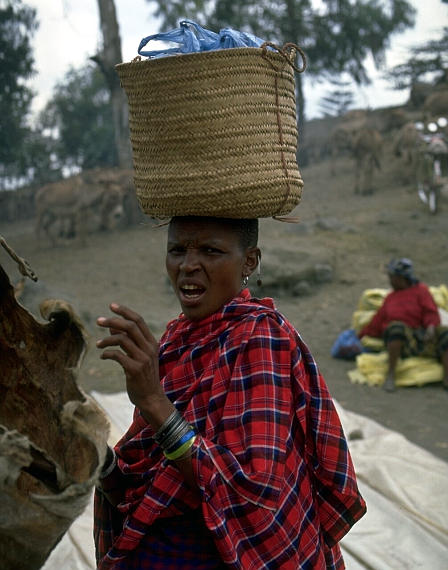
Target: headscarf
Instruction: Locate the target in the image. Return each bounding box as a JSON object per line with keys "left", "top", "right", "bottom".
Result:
{"left": 386, "top": 258, "right": 418, "bottom": 284}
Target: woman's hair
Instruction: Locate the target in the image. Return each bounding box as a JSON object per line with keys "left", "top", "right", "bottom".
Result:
{"left": 170, "top": 217, "right": 259, "bottom": 249}
{"left": 223, "top": 218, "right": 259, "bottom": 249}
{"left": 386, "top": 258, "right": 418, "bottom": 284}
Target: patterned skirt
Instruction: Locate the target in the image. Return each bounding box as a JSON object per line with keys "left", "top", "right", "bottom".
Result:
{"left": 384, "top": 321, "right": 448, "bottom": 359}
{"left": 110, "top": 509, "right": 226, "bottom": 570}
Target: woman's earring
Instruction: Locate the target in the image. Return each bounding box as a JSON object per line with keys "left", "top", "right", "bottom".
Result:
{"left": 242, "top": 275, "right": 249, "bottom": 287}
{"left": 256, "top": 255, "right": 262, "bottom": 286}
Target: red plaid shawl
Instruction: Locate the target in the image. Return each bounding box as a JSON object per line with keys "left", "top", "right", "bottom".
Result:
{"left": 95, "top": 290, "right": 366, "bottom": 569}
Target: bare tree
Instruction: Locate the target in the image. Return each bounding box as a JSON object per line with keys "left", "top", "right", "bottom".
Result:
{"left": 92, "top": 0, "right": 132, "bottom": 168}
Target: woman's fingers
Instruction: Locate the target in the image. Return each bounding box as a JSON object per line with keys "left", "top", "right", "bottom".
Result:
{"left": 109, "top": 327, "right": 122, "bottom": 336}
{"left": 100, "top": 348, "right": 148, "bottom": 377}
{"left": 100, "top": 345, "right": 162, "bottom": 410}
{"left": 97, "top": 315, "right": 149, "bottom": 351}
{"left": 109, "top": 303, "right": 157, "bottom": 344}
{"left": 97, "top": 332, "right": 150, "bottom": 360}
{"left": 96, "top": 304, "right": 157, "bottom": 351}
{"left": 96, "top": 304, "right": 165, "bottom": 415}
{"left": 100, "top": 348, "right": 131, "bottom": 367}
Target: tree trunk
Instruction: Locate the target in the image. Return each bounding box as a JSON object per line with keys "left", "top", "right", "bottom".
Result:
{"left": 285, "top": 0, "right": 307, "bottom": 163}
{"left": 95, "top": 0, "right": 132, "bottom": 169}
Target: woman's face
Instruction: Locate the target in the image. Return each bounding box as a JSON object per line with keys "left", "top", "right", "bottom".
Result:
{"left": 388, "top": 273, "right": 410, "bottom": 290}
{"left": 166, "top": 217, "right": 258, "bottom": 321}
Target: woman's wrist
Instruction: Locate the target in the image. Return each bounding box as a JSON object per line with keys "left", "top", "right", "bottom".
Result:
{"left": 139, "top": 396, "right": 177, "bottom": 431}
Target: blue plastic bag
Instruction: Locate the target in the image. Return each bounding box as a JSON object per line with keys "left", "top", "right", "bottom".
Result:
{"left": 138, "top": 19, "right": 268, "bottom": 59}
{"left": 331, "top": 329, "right": 364, "bottom": 360}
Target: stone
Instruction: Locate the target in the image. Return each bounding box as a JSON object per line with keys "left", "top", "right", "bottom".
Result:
{"left": 314, "top": 263, "right": 333, "bottom": 284}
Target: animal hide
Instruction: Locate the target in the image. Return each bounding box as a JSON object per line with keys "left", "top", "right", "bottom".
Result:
{"left": 0, "top": 262, "right": 109, "bottom": 569}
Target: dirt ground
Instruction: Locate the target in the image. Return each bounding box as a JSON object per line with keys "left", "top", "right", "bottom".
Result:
{"left": 1, "top": 132, "right": 448, "bottom": 463}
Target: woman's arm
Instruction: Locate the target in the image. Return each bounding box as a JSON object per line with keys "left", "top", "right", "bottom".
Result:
{"left": 419, "top": 285, "right": 441, "bottom": 328}
{"left": 358, "top": 301, "right": 387, "bottom": 338}
{"left": 96, "top": 303, "right": 199, "bottom": 495}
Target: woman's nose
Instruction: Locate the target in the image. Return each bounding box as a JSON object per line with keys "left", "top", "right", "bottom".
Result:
{"left": 179, "top": 249, "right": 200, "bottom": 271}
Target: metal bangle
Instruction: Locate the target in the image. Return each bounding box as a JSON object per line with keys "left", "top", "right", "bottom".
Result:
{"left": 160, "top": 421, "right": 192, "bottom": 451}
{"left": 153, "top": 409, "right": 195, "bottom": 453}
{"left": 154, "top": 410, "right": 183, "bottom": 444}
{"left": 162, "top": 423, "right": 192, "bottom": 450}
{"left": 156, "top": 417, "right": 186, "bottom": 446}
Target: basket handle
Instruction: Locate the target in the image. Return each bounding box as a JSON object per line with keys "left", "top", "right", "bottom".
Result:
{"left": 261, "top": 42, "right": 307, "bottom": 73}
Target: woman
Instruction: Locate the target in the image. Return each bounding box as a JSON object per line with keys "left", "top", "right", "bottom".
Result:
{"left": 358, "top": 258, "right": 448, "bottom": 392}
{"left": 95, "top": 216, "right": 366, "bottom": 569}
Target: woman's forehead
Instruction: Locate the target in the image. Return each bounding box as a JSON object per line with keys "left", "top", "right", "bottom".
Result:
{"left": 168, "top": 217, "right": 239, "bottom": 241}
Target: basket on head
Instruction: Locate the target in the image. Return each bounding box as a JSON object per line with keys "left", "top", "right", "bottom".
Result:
{"left": 115, "top": 46, "right": 304, "bottom": 219}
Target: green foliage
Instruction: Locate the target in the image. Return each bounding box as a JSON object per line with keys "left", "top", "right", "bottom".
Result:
{"left": 149, "top": 0, "right": 416, "bottom": 85}
{"left": 0, "top": 3, "right": 117, "bottom": 188}
{"left": 39, "top": 64, "right": 117, "bottom": 172}
{"left": 153, "top": 0, "right": 211, "bottom": 28}
{"left": 384, "top": 27, "right": 448, "bottom": 89}
{"left": 0, "top": 0, "right": 38, "bottom": 175}
{"left": 306, "top": 0, "right": 415, "bottom": 83}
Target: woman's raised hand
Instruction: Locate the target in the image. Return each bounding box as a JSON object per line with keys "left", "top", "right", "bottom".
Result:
{"left": 96, "top": 303, "right": 174, "bottom": 428}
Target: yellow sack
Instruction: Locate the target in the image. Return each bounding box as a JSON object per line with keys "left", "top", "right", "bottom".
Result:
{"left": 429, "top": 284, "right": 448, "bottom": 311}
{"left": 356, "top": 288, "right": 389, "bottom": 312}
{"left": 360, "top": 335, "right": 384, "bottom": 351}
{"left": 352, "top": 288, "right": 388, "bottom": 333}
{"left": 348, "top": 352, "right": 443, "bottom": 387}
{"left": 351, "top": 310, "right": 377, "bottom": 333}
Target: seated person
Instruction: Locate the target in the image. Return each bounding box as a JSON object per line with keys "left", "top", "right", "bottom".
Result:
{"left": 358, "top": 258, "right": 448, "bottom": 392}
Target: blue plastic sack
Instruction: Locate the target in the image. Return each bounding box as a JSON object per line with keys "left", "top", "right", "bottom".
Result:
{"left": 331, "top": 329, "right": 364, "bottom": 360}
{"left": 138, "top": 19, "right": 268, "bottom": 59}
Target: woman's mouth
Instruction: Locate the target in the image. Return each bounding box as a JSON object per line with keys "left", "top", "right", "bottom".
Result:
{"left": 179, "top": 284, "right": 205, "bottom": 301}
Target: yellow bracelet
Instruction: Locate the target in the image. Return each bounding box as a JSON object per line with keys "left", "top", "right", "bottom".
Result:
{"left": 164, "top": 435, "right": 196, "bottom": 461}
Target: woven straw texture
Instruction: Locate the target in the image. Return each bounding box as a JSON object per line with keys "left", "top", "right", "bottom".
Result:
{"left": 116, "top": 47, "right": 303, "bottom": 219}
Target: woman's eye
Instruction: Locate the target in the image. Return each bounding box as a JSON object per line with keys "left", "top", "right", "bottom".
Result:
{"left": 168, "top": 246, "right": 185, "bottom": 254}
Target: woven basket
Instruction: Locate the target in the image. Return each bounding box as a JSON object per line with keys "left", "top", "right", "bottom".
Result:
{"left": 116, "top": 46, "right": 304, "bottom": 219}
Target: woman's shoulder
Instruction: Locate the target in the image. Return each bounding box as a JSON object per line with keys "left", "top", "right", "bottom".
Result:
{"left": 226, "top": 295, "right": 297, "bottom": 343}
{"left": 415, "top": 281, "right": 430, "bottom": 291}
{"left": 229, "top": 294, "right": 282, "bottom": 323}
{"left": 160, "top": 294, "right": 296, "bottom": 347}
{"left": 407, "top": 282, "right": 432, "bottom": 298}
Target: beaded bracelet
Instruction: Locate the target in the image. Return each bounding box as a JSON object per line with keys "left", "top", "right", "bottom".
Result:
{"left": 165, "top": 429, "right": 196, "bottom": 455}
{"left": 164, "top": 434, "right": 196, "bottom": 461}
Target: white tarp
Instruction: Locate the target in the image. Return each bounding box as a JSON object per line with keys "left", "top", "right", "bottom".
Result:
{"left": 335, "top": 403, "right": 448, "bottom": 569}
{"left": 43, "top": 392, "right": 448, "bottom": 569}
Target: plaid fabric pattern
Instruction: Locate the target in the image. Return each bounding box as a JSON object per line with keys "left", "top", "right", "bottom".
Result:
{"left": 100, "top": 510, "right": 226, "bottom": 569}
{"left": 95, "top": 290, "right": 366, "bottom": 569}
